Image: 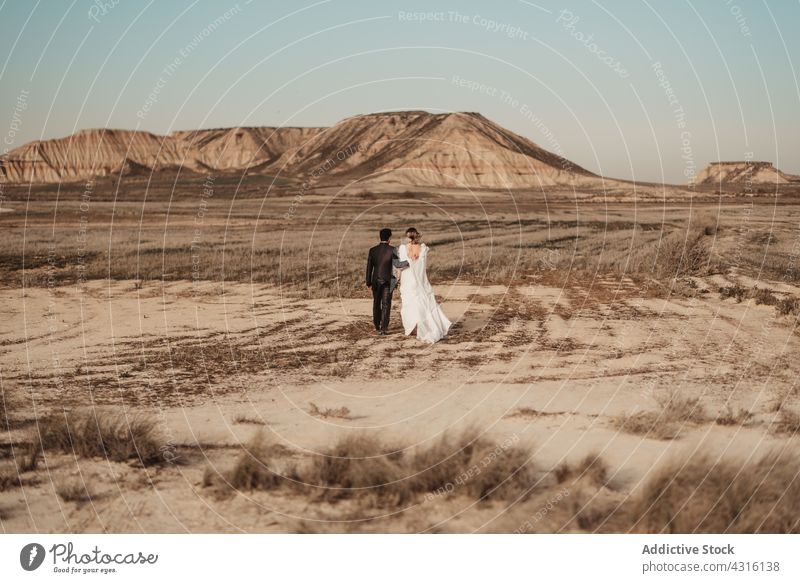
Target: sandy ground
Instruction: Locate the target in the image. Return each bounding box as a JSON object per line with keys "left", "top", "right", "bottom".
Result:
{"left": 2, "top": 274, "right": 799, "bottom": 532}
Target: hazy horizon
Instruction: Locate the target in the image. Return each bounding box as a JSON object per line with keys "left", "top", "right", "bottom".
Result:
{"left": 1, "top": 0, "right": 798, "bottom": 183}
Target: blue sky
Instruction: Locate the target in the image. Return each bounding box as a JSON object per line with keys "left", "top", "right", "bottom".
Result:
{"left": 1, "top": 0, "right": 798, "bottom": 183}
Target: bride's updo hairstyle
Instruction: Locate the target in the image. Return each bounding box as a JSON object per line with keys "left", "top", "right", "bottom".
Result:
{"left": 406, "top": 227, "right": 421, "bottom": 244}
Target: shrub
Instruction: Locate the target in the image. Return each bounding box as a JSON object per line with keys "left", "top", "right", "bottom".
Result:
{"left": 56, "top": 478, "right": 94, "bottom": 503}
{"left": 0, "top": 472, "right": 21, "bottom": 492}
{"left": 634, "top": 217, "right": 714, "bottom": 280}
{"left": 0, "top": 385, "right": 19, "bottom": 431}
{"left": 226, "top": 433, "right": 285, "bottom": 491}
{"left": 613, "top": 391, "right": 705, "bottom": 440}
{"left": 301, "top": 433, "right": 405, "bottom": 502}
{"left": 554, "top": 453, "right": 609, "bottom": 488}
{"left": 718, "top": 285, "right": 799, "bottom": 316}
{"left": 630, "top": 452, "right": 800, "bottom": 533}
{"left": 296, "top": 430, "right": 538, "bottom": 504}
{"left": 36, "top": 410, "right": 163, "bottom": 465}
{"left": 771, "top": 409, "right": 800, "bottom": 435}
{"left": 719, "top": 284, "right": 748, "bottom": 302}
{"left": 406, "top": 430, "right": 537, "bottom": 501}
{"left": 308, "top": 402, "right": 351, "bottom": 420}
{"left": 715, "top": 405, "right": 753, "bottom": 426}
{"left": 776, "top": 297, "right": 800, "bottom": 316}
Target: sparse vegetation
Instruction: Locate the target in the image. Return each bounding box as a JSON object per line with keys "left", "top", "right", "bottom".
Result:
{"left": 715, "top": 404, "right": 753, "bottom": 426}
{"left": 0, "top": 472, "right": 21, "bottom": 492}
{"left": 408, "top": 430, "right": 538, "bottom": 501}
{"left": 36, "top": 410, "right": 163, "bottom": 465}
{"left": 233, "top": 414, "right": 266, "bottom": 426}
{"left": 18, "top": 443, "right": 41, "bottom": 472}
{"left": 0, "top": 461, "right": 40, "bottom": 492}
{"left": 298, "top": 433, "right": 405, "bottom": 502}
{"left": 4, "top": 174, "right": 800, "bottom": 302}
{"left": 771, "top": 408, "right": 800, "bottom": 435}
{"left": 633, "top": 217, "right": 714, "bottom": 280}
{"left": 720, "top": 283, "right": 800, "bottom": 316}
{"left": 554, "top": 453, "right": 609, "bottom": 488}
{"left": 210, "top": 430, "right": 540, "bottom": 506}
{"left": 0, "top": 389, "right": 9, "bottom": 432}
{"left": 777, "top": 297, "right": 800, "bottom": 316}
{"left": 293, "top": 429, "right": 538, "bottom": 504}
{"left": 613, "top": 391, "right": 706, "bottom": 440}
{"left": 0, "top": 385, "right": 21, "bottom": 431}
{"left": 629, "top": 452, "right": 800, "bottom": 533}
{"left": 507, "top": 407, "right": 565, "bottom": 419}
{"left": 219, "top": 433, "right": 285, "bottom": 491}
{"left": 308, "top": 402, "right": 352, "bottom": 420}
{"left": 56, "top": 478, "right": 95, "bottom": 503}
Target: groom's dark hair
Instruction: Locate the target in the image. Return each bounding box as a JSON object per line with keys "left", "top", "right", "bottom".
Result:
{"left": 379, "top": 228, "right": 392, "bottom": 241}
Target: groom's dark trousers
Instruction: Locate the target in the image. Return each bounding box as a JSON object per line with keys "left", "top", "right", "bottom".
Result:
{"left": 371, "top": 281, "right": 392, "bottom": 331}
{"left": 366, "top": 242, "right": 407, "bottom": 332}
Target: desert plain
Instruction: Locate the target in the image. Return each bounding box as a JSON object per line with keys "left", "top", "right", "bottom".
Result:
{"left": 2, "top": 173, "right": 800, "bottom": 533}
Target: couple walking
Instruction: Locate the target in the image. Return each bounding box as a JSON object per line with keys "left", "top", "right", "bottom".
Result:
{"left": 365, "top": 227, "right": 451, "bottom": 343}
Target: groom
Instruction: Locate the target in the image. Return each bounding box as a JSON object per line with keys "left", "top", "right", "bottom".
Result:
{"left": 366, "top": 228, "right": 408, "bottom": 335}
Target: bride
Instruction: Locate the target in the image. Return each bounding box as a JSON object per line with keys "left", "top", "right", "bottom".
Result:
{"left": 397, "top": 228, "right": 452, "bottom": 343}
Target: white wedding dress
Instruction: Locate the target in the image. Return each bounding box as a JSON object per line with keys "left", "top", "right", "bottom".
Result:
{"left": 397, "top": 243, "right": 451, "bottom": 343}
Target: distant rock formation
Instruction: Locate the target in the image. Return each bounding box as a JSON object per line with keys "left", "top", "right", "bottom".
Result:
{"left": 0, "top": 111, "right": 613, "bottom": 189}
{"left": 0, "top": 126, "right": 322, "bottom": 184}
{"left": 695, "top": 161, "right": 800, "bottom": 185}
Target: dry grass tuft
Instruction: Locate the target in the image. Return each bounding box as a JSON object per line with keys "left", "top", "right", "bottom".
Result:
{"left": 719, "top": 284, "right": 800, "bottom": 317}
{"left": 300, "top": 433, "right": 405, "bottom": 502}
{"left": 0, "top": 388, "right": 11, "bottom": 431}
{"left": 554, "top": 453, "right": 609, "bottom": 488}
{"left": 0, "top": 472, "right": 21, "bottom": 492}
{"left": 17, "top": 443, "right": 41, "bottom": 472}
{"left": 36, "top": 409, "right": 164, "bottom": 465}
{"left": 614, "top": 411, "right": 681, "bottom": 440}
{"left": 622, "top": 215, "right": 714, "bottom": 281}
{"left": 56, "top": 478, "right": 95, "bottom": 503}
{"left": 771, "top": 409, "right": 800, "bottom": 435}
{"left": 224, "top": 433, "right": 285, "bottom": 491}
{"left": 0, "top": 458, "right": 41, "bottom": 492}
{"left": 657, "top": 391, "right": 707, "bottom": 423}
{"left": 506, "top": 407, "right": 557, "bottom": 419}
{"left": 233, "top": 414, "right": 266, "bottom": 426}
{"left": 0, "top": 385, "right": 23, "bottom": 431}
{"left": 629, "top": 452, "right": 800, "bottom": 533}
{"left": 510, "top": 407, "right": 541, "bottom": 418}
{"left": 296, "top": 430, "right": 538, "bottom": 505}
{"left": 308, "top": 402, "right": 352, "bottom": 420}
{"left": 776, "top": 297, "right": 800, "bottom": 316}
{"left": 715, "top": 404, "right": 753, "bottom": 426}
{"left": 407, "top": 430, "right": 537, "bottom": 502}
{"left": 613, "top": 391, "right": 706, "bottom": 440}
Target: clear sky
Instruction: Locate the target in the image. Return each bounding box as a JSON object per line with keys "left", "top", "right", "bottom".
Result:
{"left": 1, "top": 0, "right": 798, "bottom": 183}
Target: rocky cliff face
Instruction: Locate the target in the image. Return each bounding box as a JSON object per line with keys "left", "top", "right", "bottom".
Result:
{"left": 0, "top": 111, "right": 606, "bottom": 189}
{"left": 696, "top": 161, "right": 800, "bottom": 185}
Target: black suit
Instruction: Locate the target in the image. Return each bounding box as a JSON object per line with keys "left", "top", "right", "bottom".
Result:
{"left": 366, "top": 242, "right": 408, "bottom": 331}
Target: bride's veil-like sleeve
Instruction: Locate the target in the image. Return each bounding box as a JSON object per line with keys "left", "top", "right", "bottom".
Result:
{"left": 421, "top": 244, "right": 430, "bottom": 282}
